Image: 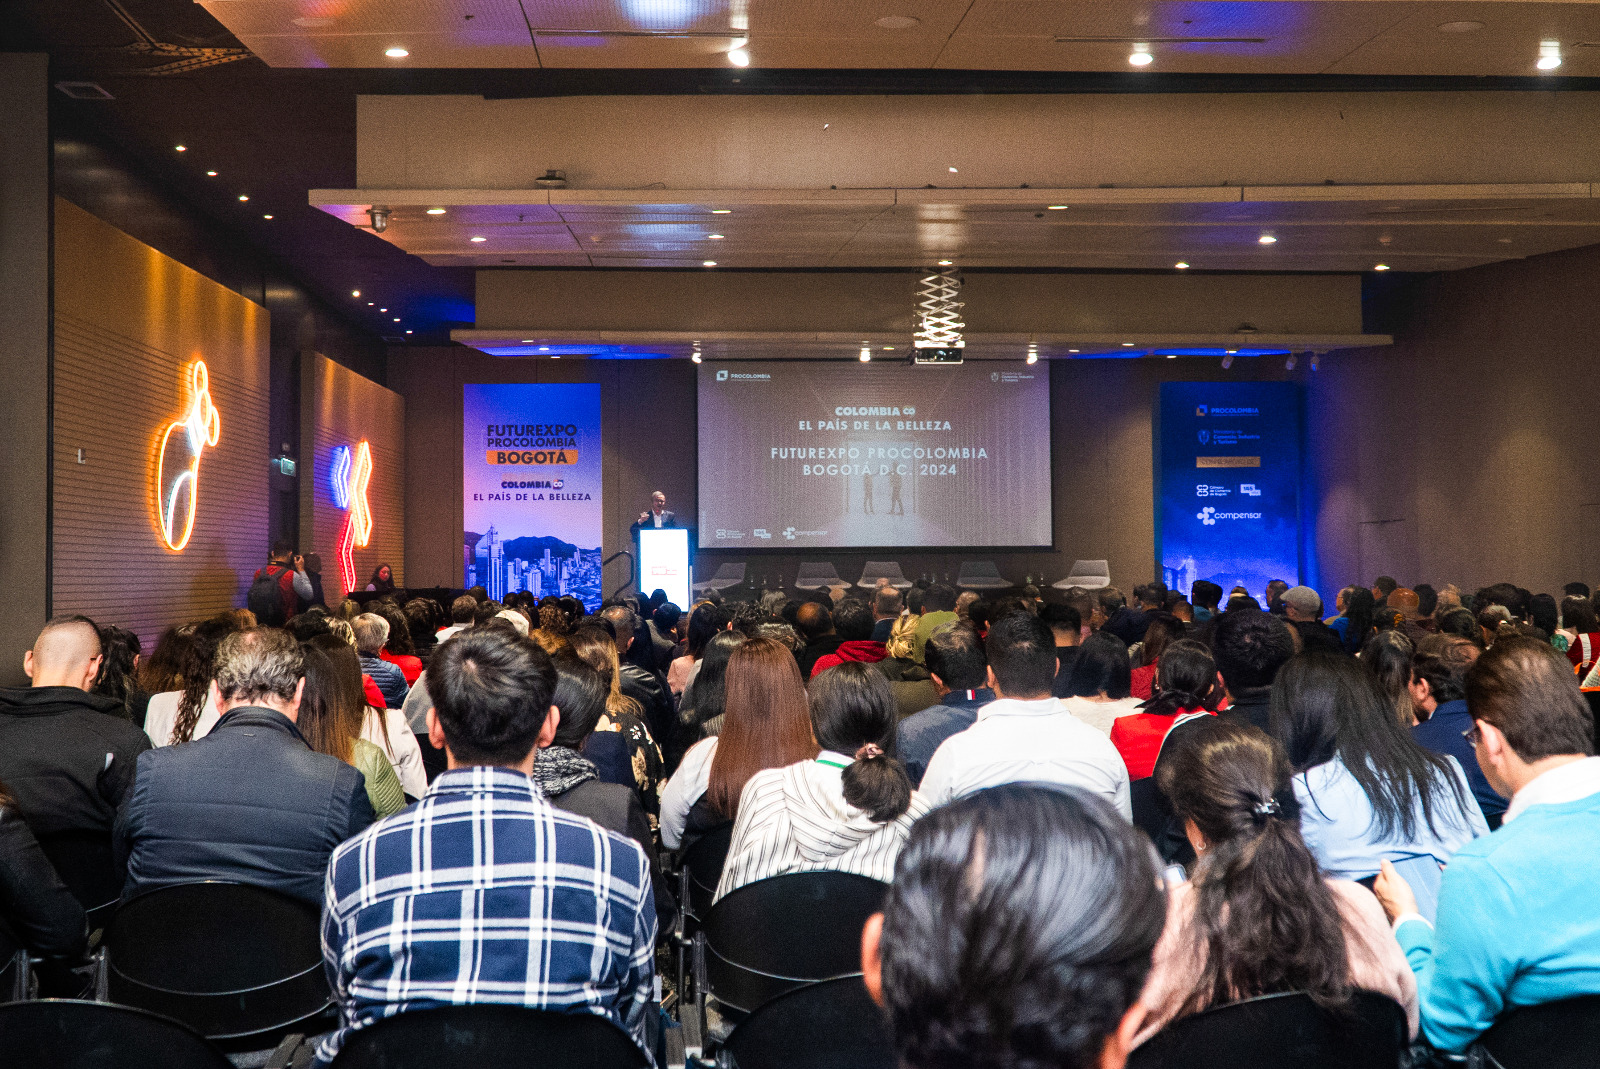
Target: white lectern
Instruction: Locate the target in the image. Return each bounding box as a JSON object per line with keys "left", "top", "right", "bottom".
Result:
{"left": 636, "top": 527, "right": 692, "bottom": 608}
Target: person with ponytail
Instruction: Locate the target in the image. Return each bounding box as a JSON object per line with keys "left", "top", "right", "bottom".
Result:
{"left": 1138, "top": 718, "right": 1417, "bottom": 1045}
{"left": 714, "top": 661, "right": 930, "bottom": 900}
{"left": 1111, "top": 640, "right": 1220, "bottom": 781}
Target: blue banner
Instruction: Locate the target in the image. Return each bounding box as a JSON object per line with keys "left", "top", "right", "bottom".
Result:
{"left": 1157, "top": 382, "right": 1301, "bottom": 604}
{"left": 463, "top": 383, "right": 603, "bottom": 610}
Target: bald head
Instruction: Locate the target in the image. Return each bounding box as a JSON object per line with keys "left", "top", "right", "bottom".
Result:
{"left": 25, "top": 616, "right": 103, "bottom": 691}
{"left": 796, "top": 600, "right": 834, "bottom": 640}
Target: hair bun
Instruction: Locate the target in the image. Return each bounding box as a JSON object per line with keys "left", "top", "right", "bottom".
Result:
{"left": 855, "top": 743, "right": 884, "bottom": 761}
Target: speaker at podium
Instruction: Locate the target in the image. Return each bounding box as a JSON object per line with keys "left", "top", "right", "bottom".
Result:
{"left": 636, "top": 527, "right": 692, "bottom": 607}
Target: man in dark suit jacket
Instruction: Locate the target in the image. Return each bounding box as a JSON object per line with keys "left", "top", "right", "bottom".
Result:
{"left": 114, "top": 628, "right": 374, "bottom": 905}
{"left": 630, "top": 491, "right": 676, "bottom": 534}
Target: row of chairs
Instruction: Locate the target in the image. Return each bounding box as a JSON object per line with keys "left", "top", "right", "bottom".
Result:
{"left": 695, "top": 559, "right": 1111, "bottom": 596}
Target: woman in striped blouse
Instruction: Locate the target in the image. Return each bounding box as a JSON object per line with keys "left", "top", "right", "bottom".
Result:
{"left": 714, "top": 662, "right": 931, "bottom": 900}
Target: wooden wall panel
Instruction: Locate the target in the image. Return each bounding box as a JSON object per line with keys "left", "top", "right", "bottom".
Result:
{"left": 300, "top": 353, "right": 405, "bottom": 602}
{"left": 52, "top": 198, "right": 270, "bottom": 651}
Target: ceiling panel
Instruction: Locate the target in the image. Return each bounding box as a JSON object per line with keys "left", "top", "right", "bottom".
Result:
{"left": 1329, "top": 2, "right": 1600, "bottom": 74}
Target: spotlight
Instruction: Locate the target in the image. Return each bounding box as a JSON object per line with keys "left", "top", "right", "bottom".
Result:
{"left": 539, "top": 346, "right": 549, "bottom": 351}
{"left": 1129, "top": 43, "right": 1153, "bottom": 66}
{"left": 1068, "top": 348, "right": 1080, "bottom": 353}
{"left": 937, "top": 259, "right": 953, "bottom": 266}
{"left": 1258, "top": 234, "right": 1277, "bottom": 245}
{"left": 1166, "top": 354, "right": 1177, "bottom": 359}
{"left": 175, "top": 145, "right": 186, "bottom": 152}
{"left": 470, "top": 236, "right": 487, "bottom": 243}
{"left": 702, "top": 260, "right": 718, "bottom": 267}
{"left": 262, "top": 214, "right": 273, "bottom": 220}
{"left": 1175, "top": 262, "right": 1189, "bottom": 269}
{"left": 728, "top": 39, "right": 750, "bottom": 66}
{"left": 385, "top": 47, "right": 410, "bottom": 59}
{"left": 1026, "top": 343, "right": 1038, "bottom": 365}
{"left": 351, "top": 290, "right": 361, "bottom": 298}
{"left": 691, "top": 342, "right": 703, "bottom": 364}
{"left": 859, "top": 344, "right": 872, "bottom": 362}
{"left": 1221, "top": 354, "right": 1234, "bottom": 369}
{"left": 1121, "top": 342, "right": 1135, "bottom": 347}
{"left": 1047, "top": 205, "right": 1068, "bottom": 210}
{"left": 1538, "top": 40, "right": 1562, "bottom": 70}
{"left": 380, "top": 308, "right": 387, "bottom": 312}
{"left": 368, "top": 206, "right": 391, "bottom": 233}
{"left": 206, "top": 170, "right": 217, "bottom": 177}
{"left": 426, "top": 207, "right": 446, "bottom": 215}
{"left": 1285, "top": 353, "right": 1298, "bottom": 370}
{"left": 711, "top": 209, "right": 732, "bottom": 214}
{"left": 1374, "top": 263, "right": 1390, "bottom": 271}
{"left": 708, "top": 233, "right": 724, "bottom": 240}
{"left": 238, "top": 194, "right": 249, "bottom": 202}
{"left": 393, "top": 318, "right": 401, "bottom": 323}
{"left": 405, "top": 330, "right": 413, "bottom": 334}
{"left": 948, "top": 167, "right": 959, "bottom": 173}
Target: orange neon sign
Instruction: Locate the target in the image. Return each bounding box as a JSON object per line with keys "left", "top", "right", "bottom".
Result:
{"left": 332, "top": 440, "right": 373, "bottom": 593}
{"left": 155, "top": 361, "right": 221, "bottom": 551}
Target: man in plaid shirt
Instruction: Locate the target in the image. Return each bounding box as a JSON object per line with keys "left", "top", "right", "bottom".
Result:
{"left": 315, "top": 625, "right": 657, "bottom": 1066}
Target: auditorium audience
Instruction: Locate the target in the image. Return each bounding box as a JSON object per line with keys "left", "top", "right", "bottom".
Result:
{"left": 1111, "top": 640, "right": 1219, "bottom": 781}
{"left": 1374, "top": 637, "right": 1600, "bottom": 1053}
{"left": 794, "top": 600, "right": 844, "bottom": 679}
{"left": 374, "top": 604, "right": 423, "bottom": 684}
{"left": 1561, "top": 595, "right": 1600, "bottom": 671}
{"left": 862, "top": 785, "right": 1164, "bottom": 1069}
{"left": 1361, "top": 630, "right": 1417, "bottom": 726}
{"left": 599, "top": 604, "right": 674, "bottom": 744}
{"left": 317, "top": 626, "right": 656, "bottom": 1067}
{"left": 1129, "top": 613, "right": 1185, "bottom": 699}
{"left": 659, "top": 637, "right": 817, "bottom": 850}
{"left": 1410, "top": 637, "right": 1502, "bottom": 826}
{"left": 92, "top": 624, "right": 146, "bottom": 725}
{"left": 1281, "top": 585, "right": 1343, "bottom": 653}
{"left": 911, "top": 583, "right": 959, "bottom": 663}
{"left": 896, "top": 623, "right": 993, "bottom": 787}
{"left": 871, "top": 586, "right": 902, "bottom": 644}
{"left": 354, "top": 613, "right": 407, "bottom": 709}
{"left": 669, "top": 601, "right": 727, "bottom": 697}
{"left": 0, "top": 616, "right": 152, "bottom": 841}
{"left": 716, "top": 662, "right": 929, "bottom": 899}
{"left": 1102, "top": 586, "right": 1153, "bottom": 646}
{"left": 649, "top": 601, "right": 681, "bottom": 667}
{"left": 919, "top": 613, "right": 1131, "bottom": 816}
{"left": 1332, "top": 587, "right": 1377, "bottom": 654}
{"left": 672, "top": 630, "right": 743, "bottom": 766}
{"left": 1141, "top": 718, "right": 1416, "bottom": 1043}
{"left": 1191, "top": 580, "right": 1223, "bottom": 624}
{"left": 365, "top": 562, "right": 396, "bottom": 595}
{"left": 435, "top": 594, "right": 476, "bottom": 643}
{"left": 1041, "top": 602, "right": 1082, "bottom": 696}
{"left": 298, "top": 640, "right": 407, "bottom": 818}
{"left": 1059, "top": 631, "right": 1144, "bottom": 735}
{"left": 811, "top": 598, "right": 888, "bottom": 676}
{"left": 143, "top": 613, "right": 238, "bottom": 746}
{"left": 115, "top": 628, "right": 373, "bottom": 904}
{"left": 566, "top": 627, "right": 665, "bottom": 812}
{"left": 1373, "top": 575, "right": 1398, "bottom": 605}
{"left": 1272, "top": 652, "right": 1487, "bottom": 892}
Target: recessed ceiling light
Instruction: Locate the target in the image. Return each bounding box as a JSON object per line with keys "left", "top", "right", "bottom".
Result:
{"left": 1437, "top": 20, "right": 1485, "bottom": 33}
{"left": 948, "top": 167, "right": 958, "bottom": 173}
{"left": 521, "top": 339, "right": 534, "bottom": 343}
{"left": 550, "top": 355, "right": 561, "bottom": 359}
{"left": 1538, "top": 40, "right": 1562, "bottom": 70}
{"left": 1258, "top": 234, "right": 1277, "bottom": 244}
{"left": 711, "top": 209, "right": 732, "bottom": 214}
{"left": 351, "top": 290, "right": 361, "bottom": 298}
{"left": 859, "top": 346, "right": 872, "bottom": 362}
{"left": 1166, "top": 354, "right": 1177, "bottom": 359}
{"left": 1047, "top": 205, "right": 1068, "bottom": 210}
{"left": 393, "top": 318, "right": 401, "bottom": 322}
{"left": 1122, "top": 342, "right": 1135, "bottom": 347}
{"left": 368, "top": 302, "right": 375, "bottom": 306}
{"left": 1129, "top": 43, "right": 1153, "bottom": 66}
{"left": 539, "top": 346, "right": 550, "bottom": 351}
{"left": 426, "top": 207, "right": 446, "bottom": 215}
{"left": 937, "top": 259, "right": 953, "bottom": 266}
{"left": 205, "top": 170, "right": 217, "bottom": 177}
{"left": 385, "top": 47, "right": 410, "bottom": 59}
{"left": 405, "top": 330, "right": 413, "bottom": 334}
{"left": 175, "top": 145, "right": 186, "bottom": 152}
{"left": 708, "top": 233, "right": 724, "bottom": 240}
{"left": 727, "top": 41, "right": 750, "bottom": 66}
{"left": 884, "top": 346, "right": 895, "bottom": 351}
{"left": 380, "top": 307, "right": 387, "bottom": 312}
{"left": 703, "top": 260, "right": 718, "bottom": 267}
{"left": 262, "top": 214, "right": 273, "bottom": 220}
{"left": 1225, "top": 349, "right": 1238, "bottom": 354}
{"left": 1175, "top": 261, "right": 1189, "bottom": 269}
{"left": 470, "top": 236, "right": 487, "bottom": 242}
{"left": 874, "top": 15, "right": 921, "bottom": 29}
{"left": 238, "top": 194, "right": 248, "bottom": 202}
{"left": 1068, "top": 348, "right": 1080, "bottom": 353}
{"left": 1374, "top": 264, "right": 1390, "bottom": 271}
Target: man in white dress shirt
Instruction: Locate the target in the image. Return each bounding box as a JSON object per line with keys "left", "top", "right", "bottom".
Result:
{"left": 919, "top": 611, "right": 1131, "bottom": 818}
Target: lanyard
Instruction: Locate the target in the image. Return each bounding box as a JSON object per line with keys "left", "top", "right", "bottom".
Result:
{"left": 816, "top": 755, "right": 851, "bottom": 770}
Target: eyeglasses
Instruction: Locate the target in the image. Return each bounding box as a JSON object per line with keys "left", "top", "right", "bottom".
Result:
{"left": 1462, "top": 723, "right": 1483, "bottom": 747}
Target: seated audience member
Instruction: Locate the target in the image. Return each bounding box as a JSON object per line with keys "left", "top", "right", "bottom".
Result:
{"left": 116, "top": 629, "right": 374, "bottom": 903}
{"left": 1111, "top": 641, "right": 1220, "bottom": 781}
{"left": 1374, "top": 638, "right": 1600, "bottom": 1054}
{"left": 435, "top": 595, "right": 476, "bottom": 644}
{"left": 0, "top": 616, "right": 152, "bottom": 840}
{"left": 1389, "top": 588, "right": 1434, "bottom": 645}
{"left": 1059, "top": 631, "right": 1145, "bottom": 736}
{"left": 919, "top": 614, "right": 1131, "bottom": 817}
{"left": 1561, "top": 596, "right": 1600, "bottom": 672}
{"left": 1103, "top": 586, "right": 1153, "bottom": 647}
{"left": 1129, "top": 614, "right": 1185, "bottom": 699}
{"left": 862, "top": 785, "right": 1165, "bottom": 1069}
{"left": 1361, "top": 630, "right": 1417, "bottom": 725}
{"left": 1529, "top": 594, "right": 1560, "bottom": 647}
{"left": 659, "top": 637, "right": 817, "bottom": 850}
{"left": 298, "top": 641, "right": 407, "bottom": 818}
{"left": 871, "top": 587, "right": 903, "bottom": 644}
{"left": 0, "top": 776, "right": 89, "bottom": 993}
{"left": 567, "top": 627, "right": 665, "bottom": 811}
{"left": 669, "top": 602, "right": 727, "bottom": 697}
{"left": 716, "top": 662, "right": 930, "bottom": 899}
{"left": 402, "top": 598, "right": 439, "bottom": 657}
{"left": 317, "top": 628, "right": 656, "bottom": 1067}
{"left": 92, "top": 624, "right": 146, "bottom": 725}
{"left": 1281, "top": 585, "right": 1344, "bottom": 653}
{"left": 811, "top": 598, "right": 888, "bottom": 676}
{"left": 1373, "top": 575, "right": 1399, "bottom": 606}
{"left": 1271, "top": 652, "right": 1486, "bottom": 885}
{"left": 794, "top": 600, "right": 845, "bottom": 679}
{"left": 375, "top": 605, "right": 423, "bottom": 685}
{"left": 354, "top": 613, "right": 408, "bottom": 709}
{"left": 876, "top": 612, "right": 939, "bottom": 719}
{"left": 1141, "top": 719, "right": 1416, "bottom": 1044}
{"left": 896, "top": 623, "right": 993, "bottom": 787}
{"left": 143, "top": 614, "right": 241, "bottom": 746}
{"left": 1041, "top": 603, "right": 1083, "bottom": 696}
{"left": 540, "top": 653, "right": 671, "bottom": 925}
{"left": 598, "top": 605, "right": 674, "bottom": 745}
{"left": 1191, "top": 580, "right": 1224, "bottom": 624}
{"left": 1410, "top": 638, "right": 1502, "bottom": 827}
{"left": 649, "top": 602, "right": 681, "bottom": 666}
{"left": 1437, "top": 606, "right": 1483, "bottom": 646}
{"left": 1333, "top": 587, "right": 1378, "bottom": 654}
{"left": 671, "top": 630, "right": 743, "bottom": 769}
{"left": 1208, "top": 609, "right": 1296, "bottom": 734}
{"left": 911, "top": 584, "right": 960, "bottom": 664}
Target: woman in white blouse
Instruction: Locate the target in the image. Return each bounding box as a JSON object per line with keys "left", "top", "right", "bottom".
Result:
{"left": 714, "top": 661, "right": 931, "bottom": 900}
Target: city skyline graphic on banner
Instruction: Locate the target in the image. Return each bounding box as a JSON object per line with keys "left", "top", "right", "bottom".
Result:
{"left": 462, "top": 383, "right": 603, "bottom": 610}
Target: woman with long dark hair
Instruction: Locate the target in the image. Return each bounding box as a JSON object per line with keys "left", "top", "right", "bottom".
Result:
{"left": 567, "top": 626, "right": 665, "bottom": 812}
{"left": 1139, "top": 719, "right": 1416, "bottom": 1043}
{"left": 668, "top": 601, "right": 729, "bottom": 698}
{"left": 375, "top": 604, "right": 423, "bottom": 684}
{"left": 142, "top": 614, "right": 241, "bottom": 746}
{"left": 715, "top": 661, "right": 928, "bottom": 899}
{"left": 1130, "top": 613, "right": 1186, "bottom": 698}
{"left": 658, "top": 636, "right": 817, "bottom": 850}
{"left": 1332, "top": 588, "right": 1377, "bottom": 654}
{"left": 1060, "top": 631, "right": 1143, "bottom": 735}
{"left": 1360, "top": 630, "right": 1416, "bottom": 726}
{"left": 365, "top": 563, "right": 397, "bottom": 595}
{"left": 92, "top": 624, "right": 146, "bottom": 725}
{"left": 670, "top": 629, "right": 743, "bottom": 770}
{"left": 298, "top": 639, "right": 406, "bottom": 818}
{"left": 1111, "top": 639, "right": 1219, "bottom": 780}
{"left": 1270, "top": 653, "right": 1486, "bottom": 887}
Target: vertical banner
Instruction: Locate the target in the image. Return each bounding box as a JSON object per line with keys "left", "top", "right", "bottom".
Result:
{"left": 1157, "top": 381, "right": 1301, "bottom": 603}
{"left": 463, "top": 383, "right": 603, "bottom": 610}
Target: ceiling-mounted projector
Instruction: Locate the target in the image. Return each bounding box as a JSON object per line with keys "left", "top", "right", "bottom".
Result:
{"left": 913, "top": 344, "right": 964, "bottom": 365}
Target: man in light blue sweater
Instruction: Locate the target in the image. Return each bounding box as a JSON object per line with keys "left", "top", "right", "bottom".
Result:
{"left": 1375, "top": 637, "right": 1600, "bottom": 1053}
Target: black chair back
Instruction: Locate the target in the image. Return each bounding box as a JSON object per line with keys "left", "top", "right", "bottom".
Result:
{"left": 1128, "top": 990, "right": 1407, "bottom": 1069}
{"left": 681, "top": 822, "right": 734, "bottom": 928}
{"left": 701, "top": 871, "right": 888, "bottom": 1015}
{"left": 328, "top": 1005, "right": 648, "bottom": 1068}
{"left": 37, "top": 830, "right": 121, "bottom": 929}
{"left": 1476, "top": 993, "right": 1600, "bottom": 1069}
{"left": 104, "top": 881, "right": 331, "bottom": 1039}
{"left": 0, "top": 998, "right": 234, "bottom": 1068}
{"left": 721, "top": 975, "right": 894, "bottom": 1069}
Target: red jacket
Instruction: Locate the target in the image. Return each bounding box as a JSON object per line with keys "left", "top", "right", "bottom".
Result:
{"left": 361, "top": 675, "right": 388, "bottom": 710}
{"left": 1111, "top": 708, "right": 1213, "bottom": 781}
{"left": 379, "top": 649, "right": 423, "bottom": 685}
{"left": 810, "top": 640, "right": 888, "bottom": 678}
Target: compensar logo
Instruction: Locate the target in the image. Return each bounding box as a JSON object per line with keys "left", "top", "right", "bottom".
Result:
{"left": 1197, "top": 506, "right": 1263, "bottom": 525}
{"left": 486, "top": 449, "right": 578, "bottom": 465}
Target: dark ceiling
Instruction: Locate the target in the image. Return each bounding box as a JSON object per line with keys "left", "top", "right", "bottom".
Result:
{"left": 6, "top": 0, "right": 1596, "bottom": 346}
